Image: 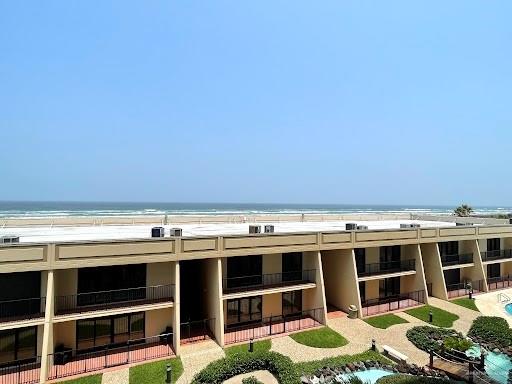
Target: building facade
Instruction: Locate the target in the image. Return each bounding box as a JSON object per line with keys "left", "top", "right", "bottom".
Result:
{"left": 1, "top": 220, "right": 512, "bottom": 383}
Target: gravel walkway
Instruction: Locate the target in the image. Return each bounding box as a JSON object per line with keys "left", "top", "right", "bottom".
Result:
{"left": 102, "top": 368, "right": 129, "bottom": 384}
{"left": 176, "top": 340, "right": 225, "bottom": 384}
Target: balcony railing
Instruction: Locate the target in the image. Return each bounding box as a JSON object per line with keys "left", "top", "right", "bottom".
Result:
{"left": 446, "top": 280, "right": 484, "bottom": 298}
{"left": 223, "top": 270, "right": 316, "bottom": 294}
{"left": 224, "top": 308, "right": 324, "bottom": 344}
{"left": 358, "top": 259, "right": 416, "bottom": 277}
{"left": 441, "top": 253, "right": 473, "bottom": 267}
{"left": 47, "top": 333, "right": 174, "bottom": 380}
{"left": 0, "top": 357, "right": 41, "bottom": 384}
{"left": 180, "top": 318, "right": 216, "bottom": 344}
{"left": 0, "top": 297, "right": 45, "bottom": 323}
{"left": 487, "top": 275, "right": 512, "bottom": 291}
{"left": 360, "top": 290, "right": 425, "bottom": 317}
{"left": 55, "top": 284, "right": 175, "bottom": 315}
{"left": 481, "top": 249, "right": 512, "bottom": 262}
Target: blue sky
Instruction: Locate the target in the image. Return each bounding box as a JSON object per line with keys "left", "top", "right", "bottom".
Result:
{"left": 0, "top": 1, "right": 511, "bottom": 205}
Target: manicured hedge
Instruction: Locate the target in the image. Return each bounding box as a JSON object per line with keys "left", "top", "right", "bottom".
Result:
{"left": 468, "top": 316, "right": 512, "bottom": 349}
{"left": 241, "top": 377, "right": 264, "bottom": 384}
{"left": 406, "top": 326, "right": 465, "bottom": 353}
{"left": 191, "top": 350, "right": 299, "bottom": 384}
{"left": 377, "top": 374, "right": 454, "bottom": 384}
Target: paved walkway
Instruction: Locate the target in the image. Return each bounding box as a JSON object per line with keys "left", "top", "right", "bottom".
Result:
{"left": 428, "top": 297, "right": 479, "bottom": 334}
{"left": 475, "top": 288, "right": 512, "bottom": 326}
{"left": 176, "top": 340, "right": 225, "bottom": 384}
{"left": 102, "top": 367, "right": 129, "bottom": 384}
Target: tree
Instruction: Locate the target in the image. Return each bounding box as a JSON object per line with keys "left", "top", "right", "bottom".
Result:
{"left": 453, "top": 204, "right": 474, "bottom": 217}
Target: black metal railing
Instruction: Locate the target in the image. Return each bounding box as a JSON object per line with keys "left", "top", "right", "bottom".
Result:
{"left": 360, "top": 290, "right": 425, "bottom": 317}
{"left": 0, "top": 357, "right": 41, "bottom": 384}
{"left": 481, "top": 249, "right": 512, "bottom": 262}
{"left": 47, "top": 333, "right": 174, "bottom": 380}
{"left": 0, "top": 297, "right": 45, "bottom": 323}
{"left": 55, "top": 284, "right": 175, "bottom": 315}
{"left": 446, "top": 280, "right": 484, "bottom": 298}
{"left": 180, "top": 318, "right": 216, "bottom": 344}
{"left": 487, "top": 275, "right": 512, "bottom": 291}
{"left": 358, "top": 259, "right": 416, "bottom": 277}
{"left": 224, "top": 308, "right": 324, "bottom": 344}
{"left": 223, "top": 270, "right": 316, "bottom": 294}
{"left": 441, "top": 253, "right": 473, "bottom": 267}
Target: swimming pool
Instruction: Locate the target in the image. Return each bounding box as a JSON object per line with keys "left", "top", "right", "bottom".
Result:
{"left": 466, "top": 345, "right": 512, "bottom": 384}
{"left": 505, "top": 303, "right": 512, "bottom": 315}
{"left": 336, "top": 368, "right": 394, "bottom": 384}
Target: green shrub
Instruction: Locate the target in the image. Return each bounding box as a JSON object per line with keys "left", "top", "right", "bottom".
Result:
{"left": 406, "top": 326, "right": 463, "bottom": 353}
{"left": 442, "top": 336, "right": 473, "bottom": 352}
{"left": 191, "top": 350, "right": 299, "bottom": 384}
{"left": 241, "top": 377, "right": 264, "bottom": 384}
{"left": 468, "top": 316, "right": 512, "bottom": 349}
{"left": 376, "top": 374, "right": 455, "bottom": 384}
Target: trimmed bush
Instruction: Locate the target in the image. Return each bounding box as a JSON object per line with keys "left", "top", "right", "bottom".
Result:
{"left": 377, "top": 374, "right": 455, "bottom": 384}
{"left": 191, "top": 350, "right": 299, "bottom": 384}
{"left": 406, "top": 326, "right": 465, "bottom": 353}
{"left": 442, "top": 336, "right": 472, "bottom": 352}
{"left": 468, "top": 316, "right": 512, "bottom": 349}
{"left": 241, "top": 377, "right": 264, "bottom": 384}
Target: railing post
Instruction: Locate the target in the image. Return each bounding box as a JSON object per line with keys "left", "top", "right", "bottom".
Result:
{"left": 429, "top": 350, "right": 434, "bottom": 368}
{"left": 127, "top": 341, "right": 130, "bottom": 364}
{"left": 269, "top": 316, "right": 273, "bottom": 335}
{"left": 104, "top": 346, "right": 108, "bottom": 368}
{"left": 468, "top": 362, "right": 474, "bottom": 384}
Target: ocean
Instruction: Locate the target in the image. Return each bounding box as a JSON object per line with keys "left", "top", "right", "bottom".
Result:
{"left": 0, "top": 201, "right": 510, "bottom": 218}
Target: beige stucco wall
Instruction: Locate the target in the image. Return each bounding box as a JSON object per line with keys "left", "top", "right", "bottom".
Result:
{"left": 53, "top": 321, "right": 76, "bottom": 350}
{"left": 147, "top": 262, "right": 174, "bottom": 286}
{"left": 365, "top": 248, "right": 379, "bottom": 264}
{"left": 365, "top": 280, "right": 379, "bottom": 300}
{"left": 302, "top": 251, "right": 327, "bottom": 322}
{"left": 420, "top": 243, "right": 447, "bottom": 300}
{"left": 205, "top": 258, "right": 224, "bottom": 346}
{"left": 321, "top": 249, "right": 361, "bottom": 315}
{"left": 263, "top": 253, "right": 282, "bottom": 275}
{"left": 54, "top": 268, "right": 78, "bottom": 297}
{"left": 262, "top": 293, "right": 282, "bottom": 318}
{"left": 146, "top": 307, "right": 173, "bottom": 337}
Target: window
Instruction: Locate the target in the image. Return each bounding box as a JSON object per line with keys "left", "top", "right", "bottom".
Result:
{"left": 443, "top": 269, "right": 461, "bottom": 286}
{"left": 0, "top": 327, "right": 37, "bottom": 364}
{"left": 359, "top": 282, "right": 366, "bottom": 302}
{"left": 226, "top": 256, "right": 262, "bottom": 288}
{"left": 283, "top": 291, "right": 302, "bottom": 316}
{"left": 380, "top": 246, "right": 400, "bottom": 271}
{"left": 355, "top": 249, "right": 366, "bottom": 274}
{"left": 487, "top": 238, "right": 501, "bottom": 252}
{"left": 0, "top": 272, "right": 41, "bottom": 318}
{"left": 226, "top": 296, "right": 262, "bottom": 326}
{"left": 487, "top": 264, "right": 501, "bottom": 279}
{"left": 439, "top": 242, "right": 458, "bottom": 256}
{"left": 379, "top": 277, "right": 400, "bottom": 298}
{"left": 78, "top": 264, "right": 147, "bottom": 294}
{"left": 282, "top": 252, "right": 302, "bottom": 281}
{"left": 76, "top": 312, "right": 145, "bottom": 351}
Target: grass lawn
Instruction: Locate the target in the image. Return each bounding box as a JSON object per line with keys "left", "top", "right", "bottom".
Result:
{"left": 129, "top": 357, "right": 183, "bottom": 384}
{"left": 364, "top": 314, "right": 409, "bottom": 329}
{"left": 405, "top": 305, "right": 459, "bottom": 328}
{"left": 61, "top": 375, "right": 102, "bottom": 384}
{"left": 295, "top": 350, "right": 392, "bottom": 375}
{"left": 225, "top": 339, "right": 271, "bottom": 356}
{"left": 289, "top": 327, "right": 348, "bottom": 348}
{"left": 451, "top": 298, "right": 479, "bottom": 312}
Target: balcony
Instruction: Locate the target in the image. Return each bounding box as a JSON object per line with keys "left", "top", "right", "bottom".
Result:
{"left": 487, "top": 275, "right": 512, "bottom": 291}
{"left": 360, "top": 290, "right": 426, "bottom": 317}
{"left": 446, "top": 280, "right": 484, "bottom": 299}
{"left": 441, "top": 253, "right": 473, "bottom": 267}
{"left": 0, "top": 357, "right": 41, "bottom": 384}
{"left": 358, "top": 259, "right": 416, "bottom": 278}
{"left": 0, "top": 297, "right": 45, "bottom": 324}
{"left": 47, "top": 334, "right": 174, "bottom": 381}
{"left": 224, "top": 308, "right": 324, "bottom": 345}
{"left": 55, "top": 285, "right": 175, "bottom": 316}
{"left": 481, "top": 249, "right": 512, "bottom": 262}
{"left": 222, "top": 270, "right": 316, "bottom": 295}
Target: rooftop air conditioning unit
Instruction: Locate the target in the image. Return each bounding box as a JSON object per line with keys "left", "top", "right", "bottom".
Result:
{"left": 356, "top": 225, "right": 368, "bottom": 230}
{"left": 346, "top": 223, "right": 357, "bottom": 231}
{"left": 0, "top": 235, "right": 19, "bottom": 244}
{"left": 456, "top": 222, "right": 473, "bottom": 226}
{"left": 151, "top": 227, "right": 165, "bottom": 238}
{"left": 169, "top": 228, "right": 182, "bottom": 237}
{"left": 249, "top": 225, "right": 261, "bottom": 234}
{"left": 509, "top": 218, "right": 512, "bottom": 225}
{"left": 264, "top": 225, "right": 275, "bottom": 233}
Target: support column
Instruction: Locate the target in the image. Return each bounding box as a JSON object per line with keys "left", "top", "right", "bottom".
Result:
{"left": 39, "top": 269, "right": 55, "bottom": 384}
{"left": 173, "top": 261, "right": 181, "bottom": 356}
{"left": 420, "top": 243, "right": 448, "bottom": 300}
{"left": 472, "top": 240, "right": 489, "bottom": 293}
{"left": 214, "top": 258, "right": 224, "bottom": 347}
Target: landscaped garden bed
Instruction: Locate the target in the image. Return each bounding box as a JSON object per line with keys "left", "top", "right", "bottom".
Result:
{"left": 404, "top": 306, "right": 459, "bottom": 328}
{"left": 364, "top": 314, "right": 409, "bottom": 329}
{"left": 406, "top": 326, "right": 472, "bottom": 355}
{"left": 289, "top": 326, "right": 348, "bottom": 348}
{"left": 468, "top": 316, "right": 512, "bottom": 356}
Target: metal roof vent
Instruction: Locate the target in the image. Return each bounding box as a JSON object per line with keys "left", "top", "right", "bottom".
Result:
{"left": 264, "top": 225, "right": 274, "bottom": 233}
{"left": 169, "top": 228, "right": 182, "bottom": 237}
{"left": 0, "top": 235, "right": 19, "bottom": 244}
{"left": 249, "top": 225, "right": 261, "bottom": 234}
{"left": 151, "top": 227, "right": 165, "bottom": 238}
{"left": 346, "top": 223, "right": 357, "bottom": 230}
{"left": 356, "top": 225, "right": 368, "bottom": 230}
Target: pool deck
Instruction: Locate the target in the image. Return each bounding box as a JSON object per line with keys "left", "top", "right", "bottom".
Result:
{"left": 474, "top": 288, "right": 512, "bottom": 326}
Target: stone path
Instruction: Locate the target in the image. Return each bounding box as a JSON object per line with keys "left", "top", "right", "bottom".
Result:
{"left": 176, "top": 340, "right": 225, "bottom": 384}
{"left": 223, "top": 370, "right": 278, "bottom": 384}
{"left": 427, "top": 297, "right": 479, "bottom": 333}
{"left": 102, "top": 367, "right": 129, "bottom": 384}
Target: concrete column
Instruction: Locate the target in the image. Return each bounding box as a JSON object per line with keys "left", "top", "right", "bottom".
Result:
{"left": 214, "top": 258, "right": 225, "bottom": 347}
{"left": 173, "top": 261, "right": 181, "bottom": 356}
{"left": 471, "top": 240, "right": 489, "bottom": 293}
{"left": 39, "top": 269, "right": 55, "bottom": 384}
{"left": 420, "top": 243, "right": 448, "bottom": 300}
{"left": 412, "top": 244, "right": 430, "bottom": 304}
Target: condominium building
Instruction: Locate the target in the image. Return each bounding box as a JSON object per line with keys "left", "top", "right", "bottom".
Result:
{"left": 1, "top": 216, "right": 512, "bottom": 383}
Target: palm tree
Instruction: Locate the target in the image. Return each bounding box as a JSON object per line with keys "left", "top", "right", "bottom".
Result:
{"left": 453, "top": 204, "right": 474, "bottom": 217}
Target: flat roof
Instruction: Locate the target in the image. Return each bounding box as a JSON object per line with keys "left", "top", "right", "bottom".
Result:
{"left": 0, "top": 219, "right": 456, "bottom": 243}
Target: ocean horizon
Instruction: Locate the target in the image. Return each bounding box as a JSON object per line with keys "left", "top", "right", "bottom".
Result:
{"left": 0, "top": 201, "right": 510, "bottom": 218}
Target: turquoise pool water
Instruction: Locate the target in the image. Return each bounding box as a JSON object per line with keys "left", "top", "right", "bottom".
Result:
{"left": 466, "top": 345, "right": 512, "bottom": 384}
{"left": 505, "top": 303, "right": 512, "bottom": 315}
{"left": 336, "top": 369, "right": 394, "bottom": 384}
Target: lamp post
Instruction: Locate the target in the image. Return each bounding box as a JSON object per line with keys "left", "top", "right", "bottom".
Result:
{"left": 165, "top": 363, "right": 172, "bottom": 384}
